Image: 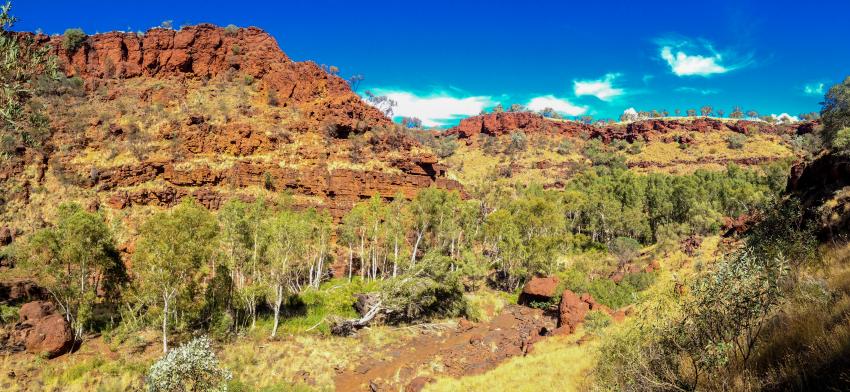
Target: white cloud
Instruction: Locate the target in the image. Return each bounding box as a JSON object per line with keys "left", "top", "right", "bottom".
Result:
{"left": 573, "top": 73, "right": 625, "bottom": 101}
{"left": 620, "top": 107, "right": 648, "bottom": 122}
{"left": 770, "top": 113, "right": 800, "bottom": 123}
{"left": 526, "top": 95, "right": 587, "bottom": 116}
{"left": 660, "top": 46, "right": 729, "bottom": 76}
{"left": 368, "top": 89, "right": 494, "bottom": 127}
{"left": 675, "top": 86, "right": 720, "bottom": 95}
{"left": 804, "top": 82, "right": 824, "bottom": 96}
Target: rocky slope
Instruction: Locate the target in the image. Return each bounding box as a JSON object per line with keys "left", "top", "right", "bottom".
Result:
{"left": 447, "top": 111, "right": 812, "bottom": 144}
{"left": 0, "top": 25, "right": 461, "bottom": 237}
{"left": 439, "top": 111, "right": 809, "bottom": 188}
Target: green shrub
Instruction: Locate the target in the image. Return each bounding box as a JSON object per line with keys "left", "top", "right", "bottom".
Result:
{"left": 623, "top": 271, "right": 657, "bottom": 292}
{"left": 62, "top": 28, "right": 87, "bottom": 52}
{"left": 588, "top": 278, "right": 636, "bottom": 309}
{"left": 224, "top": 24, "right": 239, "bottom": 36}
{"left": 0, "top": 304, "right": 19, "bottom": 324}
{"left": 556, "top": 139, "right": 572, "bottom": 155}
{"left": 584, "top": 310, "right": 612, "bottom": 332}
{"left": 725, "top": 133, "right": 747, "bottom": 149}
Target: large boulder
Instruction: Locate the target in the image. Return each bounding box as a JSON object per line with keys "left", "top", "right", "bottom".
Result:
{"left": 555, "top": 289, "right": 590, "bottom": 335}
{"left": 518, "top": 276, "right": 560, "bottom": 305}
{"left": 12, "top": 301, "right": 73, "bottom": 358}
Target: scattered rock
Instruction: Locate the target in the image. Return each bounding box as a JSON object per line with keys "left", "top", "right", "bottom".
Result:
{"left": 681, "top": 235, "right": 702, "bottom": 256}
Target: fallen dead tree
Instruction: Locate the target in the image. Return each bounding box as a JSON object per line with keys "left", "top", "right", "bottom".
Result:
{"left": 330, "top": 299, "right": 383, "bottom": 336}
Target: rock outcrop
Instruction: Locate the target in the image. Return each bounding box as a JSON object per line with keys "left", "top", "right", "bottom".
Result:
{"left": 9, "top": 301, "right": 73, "bottom": 358}
{"left": 446, "top": 112, "right": 813, "bottom": 145}
{"left": 518, "top": 276, "right": 559, "bottom": 304}
{"left": 554, "top": 290, "right": 625, "bottom": 335}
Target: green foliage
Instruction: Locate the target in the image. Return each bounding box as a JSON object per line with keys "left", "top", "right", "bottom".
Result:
{"left": 587, "top": 278, "right": 636, "bottom": 309}
{"left": 831, "top": 127, "right": 850, "bottom": 155}
{"left": 434, "top": 134, "right": 458, "bottom": 158}
{"left": 62, "top": 28, "right": 87, "bottom": 52}
{"left": 278, "top": 278, "right": 378, "bottom": 335}
{"left": 724, "top": 132, "right": 747, "bottom": 149}
{"left": 134, "top": 198, "right": 219, "bottom": 352}
{"left": 583, "top": 139, "right": 626, "bottom": 169}
{"left": 747, "top": 198, "right": 819, "bottom": 268}
{"left": 147, "top": 336, "right": 232, "bottom": 392}
{"left": 0, "top": 1, "right": 58, "bottom": 159}
{"left": 821, "top": 76, "right": 850, "bottom": 149}
{"left": 380, "top": 252, "right": 466, "bottom": 323}
{"left": 608, "top": 237, "right": 640, "bottom": 265}
{"left": 563, "top": 165, "right": 782, "bottom": 243}
{"left": 19, "top": 202, "right": 122, "bottom": 339}
{"left": 224, "top": 24, "right": 239, "bottom": 36}
{"left": 264, "top": 206, "right": 331, "bottom": 337}
{"left": 483, "top": 187, "right": 565, "bottom": 290}
{"left": 584, "top": 310, "right": 612, "bottom": 333}
{"left": 0, "top": 304, "right": 18, "bottom": 324}
{"left": 507, "top": 131, "right": 527, "bottom": 153}
{"left": 556, "top": 139, "right": 572, "bottom": 155}
{"left": 597, "top": 249, "right": 789, "bottom": 391}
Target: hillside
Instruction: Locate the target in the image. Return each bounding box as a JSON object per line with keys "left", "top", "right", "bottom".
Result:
{"left": 0, "top": 24, "right": 461, "bottom": 240}
{"left": 439, "top": 111, "right": 814, "bottom": 188}
{"left": 0, "top": 16, "right": 847, "bottom": 392}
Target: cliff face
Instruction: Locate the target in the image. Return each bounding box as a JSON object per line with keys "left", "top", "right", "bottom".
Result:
{"left": 33, "top": 24, "right": 390, "bottom": 134}
{"left": 1, "top": 25, "right": 460, "bottom": 233}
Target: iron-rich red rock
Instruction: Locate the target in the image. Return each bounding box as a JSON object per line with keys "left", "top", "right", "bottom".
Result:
{"left": 13, "top": 301, "right": 73, "bottom": 358}
{"left": 522, "top": 276, "right": 558, "bottom": 298}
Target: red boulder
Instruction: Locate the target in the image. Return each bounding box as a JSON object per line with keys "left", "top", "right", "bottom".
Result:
{"left": 558, "top": 289, "right": 590, "bottom": 334}
{"left": 13, "top": 301, "right": 74, "bottom": 358}
{"left": 522, "top": 276, "right": 560, "bottom": 298}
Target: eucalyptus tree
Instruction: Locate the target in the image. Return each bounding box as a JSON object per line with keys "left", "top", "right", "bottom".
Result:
{"left": 134, "top": 199, "right": 219, "bottom": 353}
{"left": 21, "top": 203, "right": 121, "bottom": 340}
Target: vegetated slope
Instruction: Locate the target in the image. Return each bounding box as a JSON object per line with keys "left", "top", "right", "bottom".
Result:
{"left": 440, "top": 111, "right": 815, "bottom": 188}
{"left": 787, "top": 151, "right": 850, "bottom": 238}
{"left": 0, "top": 24, "right": 460, "bottom": 239}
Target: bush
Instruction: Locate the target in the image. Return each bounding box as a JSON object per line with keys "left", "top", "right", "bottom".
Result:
{"left": 588, "top": 278, "right": 636, "bottom": 309}
{"left": 725, "top": 133, "right": 747, "bottom": 149}
{"left": 380, "top": 253, "right": 466, "bottom": 323}
{"left": 583, "top": 139, "right": 626, "bottom": 169}
{"left": 556, "top": 140, "right": 572, "bottom": 155}
{"left": 507, "top": 131, "right": 527, "bottom": 153}
{"left": 0, "top": 304, "right": 18, "bottom": 324}
{"left": 147, "top": 336, "right": 232, "bottom": 392}
{"left": 224, "top": 24, "right": 239, "bottom": 36}
{"left": 434, "top": 135, "right": 458, "bottom": 158}
{"left": 62, "top": 28, "right": 87, "bottom": 52}
{"left": 584, "top": 310, "right": 612, "bottom": 332}
{"left": 608, "top": 237, "right": 640, "bottom": 266}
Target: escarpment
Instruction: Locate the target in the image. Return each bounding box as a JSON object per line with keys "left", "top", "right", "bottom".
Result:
{"left": 0, "top": 25, "right": 460, "bottom": 234}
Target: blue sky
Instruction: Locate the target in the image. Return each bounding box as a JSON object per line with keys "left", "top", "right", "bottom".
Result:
{"left": 13, "top": 0, "right": 850, "bottom": 127}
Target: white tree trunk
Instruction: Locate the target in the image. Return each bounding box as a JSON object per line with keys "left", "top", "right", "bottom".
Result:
{"left": 411, "top": 232, "right": 423, "bottom": 266}
{"left": 162, "top": 293, "right": 169, "bottom": 354}
{"left": 348, "top": 244, "right": 353, "bottom": 282}
{"left": 271, "top": 284, "right": 283, "bottom": 337}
